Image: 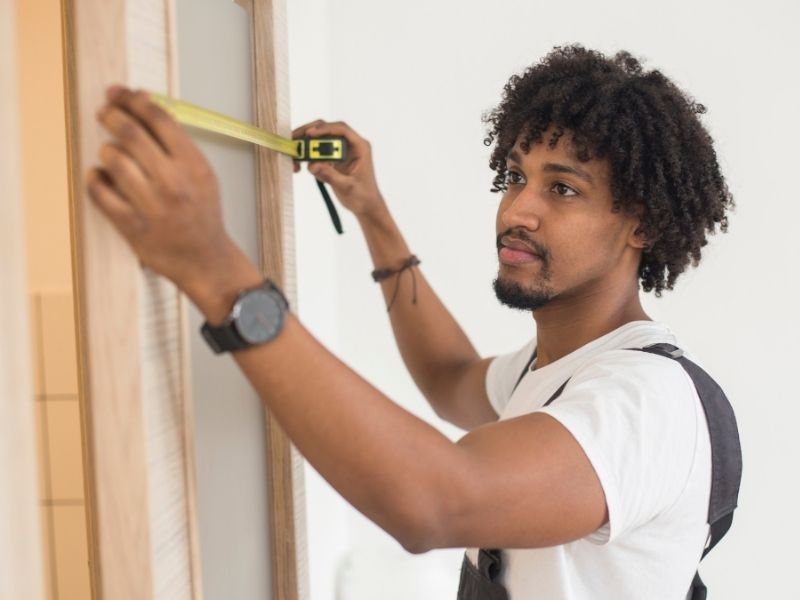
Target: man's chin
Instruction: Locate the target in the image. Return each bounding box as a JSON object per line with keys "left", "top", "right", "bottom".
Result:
{"left": 492, "top": 276, "right": 555, "bottom": 312}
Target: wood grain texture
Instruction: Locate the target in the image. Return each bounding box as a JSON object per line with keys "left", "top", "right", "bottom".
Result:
{"left": 250, "top": 0, "right": 309, "bottom": 598}
{"left": 165, "top": 1, "right": 205, "bottom": 595}
{"left": 64, "top": 0, "right": 303, "bottom": 597}
{"left": 0, "top": 1, "right": 45, "bottom": 597}
{"left": 63, "top": 0, "right": 202, "bottom": 597}
{"left": 63, "top": 0, "right": 153, "bottom": 595}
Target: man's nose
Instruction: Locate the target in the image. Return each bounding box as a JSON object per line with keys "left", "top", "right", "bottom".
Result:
{"left": 500, "top": 188, "right": 542, "bottom": 231}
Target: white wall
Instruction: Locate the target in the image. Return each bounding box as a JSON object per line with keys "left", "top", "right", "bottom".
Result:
{"left": 289, "top": 1, "right": 800, "bottom": 598}
{"left": 287, "top": 3, "right": 353, "bottom": 599}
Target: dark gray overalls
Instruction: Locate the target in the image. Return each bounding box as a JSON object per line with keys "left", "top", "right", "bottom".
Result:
{"left": 456, "top": 343, "right": 742, "bottom": 600}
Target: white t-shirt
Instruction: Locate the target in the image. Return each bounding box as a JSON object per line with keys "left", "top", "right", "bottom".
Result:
{"left": 464, "top": 320, "right": 712, "bottom": 600}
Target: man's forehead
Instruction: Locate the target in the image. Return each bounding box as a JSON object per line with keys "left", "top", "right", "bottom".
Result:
{"left": 509, "top": 125, "right": 578, "bottom": 157}
{"left": 506, "top": 148, "right": 595, "bottom": 185}
{"left": 506, "top": 128, "right": 606, "bottom": 183}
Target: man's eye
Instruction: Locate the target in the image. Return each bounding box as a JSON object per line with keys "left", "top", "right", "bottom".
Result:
{"left": 505, "top": 170, "right": 524, "bottom": 185}
{"left": 552, "top": 182, "right": 577, "bottom": 196}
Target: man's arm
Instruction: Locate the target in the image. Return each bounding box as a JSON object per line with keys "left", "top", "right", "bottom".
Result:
{"left": 182, "top": 249, "right": 608, "bottom": 554}
{"left": 357, "top": 208, "right": 498, "bottom": 430}
{"left": 87, "top": 87, "right": 608, "bottom": 553}
{"left": 294, "top": 120, "right": 498, "bottom": 430}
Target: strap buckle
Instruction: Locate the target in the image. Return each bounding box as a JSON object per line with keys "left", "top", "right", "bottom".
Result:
{"left": 643, "top": 342, "right": 684, "bottom": 359}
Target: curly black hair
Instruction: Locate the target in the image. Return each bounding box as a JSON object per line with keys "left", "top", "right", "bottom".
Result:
{"left": 483, "top": 44, "right": 734, "bottom": 295}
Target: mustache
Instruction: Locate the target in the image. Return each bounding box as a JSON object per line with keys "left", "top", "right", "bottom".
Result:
{"left": 496, "top": 229, "right": 549, "bottom": 260}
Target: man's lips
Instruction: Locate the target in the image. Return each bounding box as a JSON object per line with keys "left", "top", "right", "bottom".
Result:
{"left": 499, "top": 236, "right": 542, "bottom": 265}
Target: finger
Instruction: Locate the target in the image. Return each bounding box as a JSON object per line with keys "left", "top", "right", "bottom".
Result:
{"left": 292, "top": 119, "right": 326, "bottom": 139}
{"left": 98, "top": 143, "right": 158, "bottom": 215}
{"left": 108, "top": 86, "right": 204, "bottom": 161}
{"left": 97, "top": 103, "right": 169, "bottom": 179}
{"left": 86, "top": 168, "right": 145, "bottom": 238}
{"left": 305, "top": 122, "right": 367, "bottom": 168}
{"left": 293, "top": 160, "right": 300, "bottom": 173}
{"left": 305, "top": 121, "right": 365, "bottom": 144}
{"left": 308, "top": 162, "right": 350, "bottom": 189}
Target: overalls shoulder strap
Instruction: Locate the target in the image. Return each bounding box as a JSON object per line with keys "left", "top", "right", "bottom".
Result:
{"left": 510, "top": 346, "right": 538, "bottom": 395}
{"left": 456, "top": 342, "right": 742, "bottom": 600}
{"left": 632, "top": 343, "right": 742, "bottom": 600}
{"left": 510, "top": 346, "right": 569, "bottom": 407}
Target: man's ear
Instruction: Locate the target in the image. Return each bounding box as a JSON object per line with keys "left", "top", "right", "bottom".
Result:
{"left": 630, "top": 223, "right": 651, "bottom": 250}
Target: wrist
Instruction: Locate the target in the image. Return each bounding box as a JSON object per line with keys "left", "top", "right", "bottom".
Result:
{"left": 356, "top": 205, "right": 402, "bottom": 241}
{"left": 180, "top": 240, "right": 264, "bottom": 325}
{"left": 355, "top": 197, "right": 392, "bottom": 228}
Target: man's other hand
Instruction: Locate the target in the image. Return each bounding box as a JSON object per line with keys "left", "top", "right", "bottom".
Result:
{"left": 292, "top": 119, "right": 387, "bottom": 221}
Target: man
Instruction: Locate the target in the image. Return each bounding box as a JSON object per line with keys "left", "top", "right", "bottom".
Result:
{"left": 88, "top": 45, "right": 735, "bottom": 598}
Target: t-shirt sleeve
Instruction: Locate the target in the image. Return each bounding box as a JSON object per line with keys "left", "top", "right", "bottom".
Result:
{"left": 485, "top": 337, "right": 537, "bottom": 417}
{"left": 536, "top": 349, "right": 699, "bottom": 545}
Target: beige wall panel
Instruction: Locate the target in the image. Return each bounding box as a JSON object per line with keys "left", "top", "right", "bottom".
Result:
{"left": 52, "top": 504, "right": 92, "bottom": 599}
{"left": 45, "top": 401, "right": 85, "bottom": 501}
{"left": 41, "top": 506, "right": 56, "bottom": 600}
{"left": 35, "top": 401, "right": 50, "bottom": 500}
{"left": 16, "top": 0, "right": 72, "bottom": 294}
{"left": 30, "top": 295, "right": 45, "bottom": 397}
{"left": 40, "top": 293, "right": 79, "bottom": 396}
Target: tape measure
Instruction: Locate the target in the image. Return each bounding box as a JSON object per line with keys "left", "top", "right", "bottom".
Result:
{"left": 148, "top": 91, "right": 347, "bottom": 234}
{"left": 148, "top": 92, "right": 348, "bottom": 162}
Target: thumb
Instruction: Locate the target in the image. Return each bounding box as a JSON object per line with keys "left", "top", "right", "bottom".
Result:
{"left": 309, "top": 162, "right": 349, "bottom": 190}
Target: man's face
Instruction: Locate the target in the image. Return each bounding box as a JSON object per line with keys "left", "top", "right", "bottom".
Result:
{"left": 494, "top": 125, "right": 642, "bottom": 312}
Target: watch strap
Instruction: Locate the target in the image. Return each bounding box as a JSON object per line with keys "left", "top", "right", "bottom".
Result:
{"left": 200, "top": 279, "right": 289, "bottom": 354}
{"left": 201, "top": 320, "right": 249, "bottom": 354}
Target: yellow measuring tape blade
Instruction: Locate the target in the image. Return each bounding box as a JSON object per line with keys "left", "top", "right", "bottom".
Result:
{"left": 148, "top": 91, "right": 302, "bottom": 158}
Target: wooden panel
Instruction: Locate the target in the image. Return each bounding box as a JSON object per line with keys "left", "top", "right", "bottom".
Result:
{"left": 250, "top": 1, "right": 308, "bottom": 598}
{"left": 62, "top": 0, "right": 202, "bottom": 597}
{"left": 63, "top": 0, "right": 304, "bottom": 597}
{"left": 0, "top": 0, "right": 45, "bottom": 597}
{"left": 176, "top": 2, "right": 271, "bottom": 597}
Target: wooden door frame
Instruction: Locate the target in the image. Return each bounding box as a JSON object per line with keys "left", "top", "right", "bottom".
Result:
{"left": 246, "top": 1, "right": 307, "bottom": 598}
{"left": 62, "top": 0, "right": 304, "bottom": 597}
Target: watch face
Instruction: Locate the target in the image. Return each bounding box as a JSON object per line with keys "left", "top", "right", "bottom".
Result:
{"left": 232, "top": 289, "right": 285, "bottom": 344}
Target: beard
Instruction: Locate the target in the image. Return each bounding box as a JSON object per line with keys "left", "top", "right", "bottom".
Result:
{"left": 494, "top": 228, "right": 555, "bottom": 312}
{"left": 493, "top": 276, "right": 555, "bottom": 312}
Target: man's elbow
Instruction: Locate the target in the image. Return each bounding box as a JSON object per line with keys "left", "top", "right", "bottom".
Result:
{"left": 391, "top": 488, "right": 463, "bottom": 555}
{"left": 396, "top": 518, "right": 442, "bottom": 555}
{"left": 399, "top": 534, "right": 433, "bottom": 555}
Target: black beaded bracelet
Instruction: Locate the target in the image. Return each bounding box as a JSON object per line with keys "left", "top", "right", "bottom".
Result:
{"left": 370, "top": 254, "right": 421, "bottom": 312}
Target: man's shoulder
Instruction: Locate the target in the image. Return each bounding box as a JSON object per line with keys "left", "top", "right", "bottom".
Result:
{"left": 569, "top": 344, "right": 697, "bottom": 398}
{"left": 577, "top": 320, "right": 702, "bottom": 377}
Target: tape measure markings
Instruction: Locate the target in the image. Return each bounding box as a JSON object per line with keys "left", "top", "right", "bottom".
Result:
{"left": 147, "top": 91, "right": 346, "bottom": 161}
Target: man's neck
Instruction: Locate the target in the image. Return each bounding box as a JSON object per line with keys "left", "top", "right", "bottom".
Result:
{"left": 532, "top": 280, "right": 651, "bottom": 369}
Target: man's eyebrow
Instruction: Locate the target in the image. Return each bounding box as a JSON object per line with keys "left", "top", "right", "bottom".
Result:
{"left": 543, "top": 162, "right": 594, "bottom": 184}
{"left": 505, "top": 150, "right": 594, "bottom": 185}
{"left": 507, "top": 149, "right": 522, "bottom": 164}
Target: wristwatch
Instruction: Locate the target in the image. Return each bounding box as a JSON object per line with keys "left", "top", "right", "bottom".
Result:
{"left": 200, "top": 279, "right": 289, "bottom": 354}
